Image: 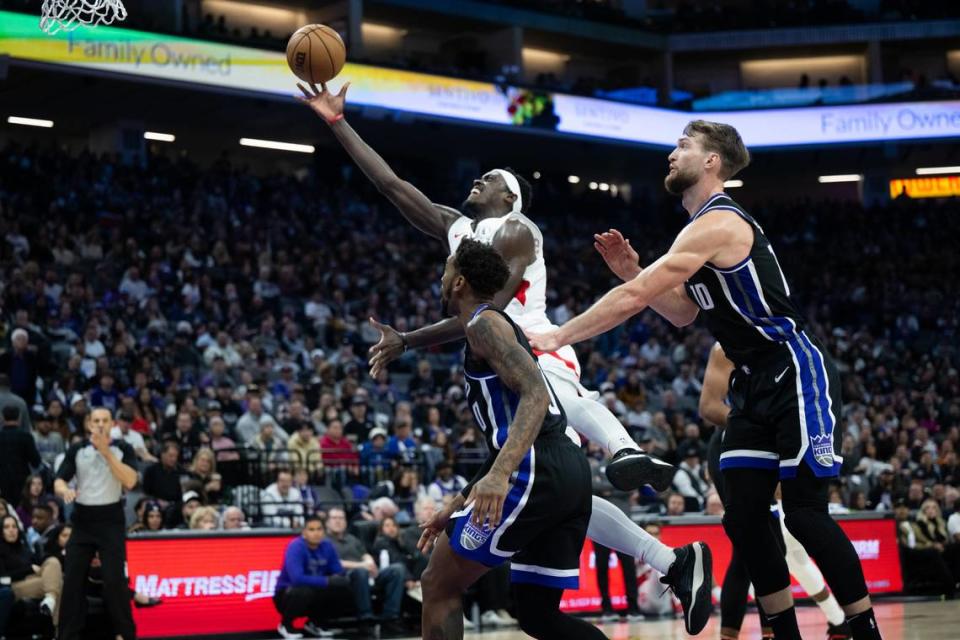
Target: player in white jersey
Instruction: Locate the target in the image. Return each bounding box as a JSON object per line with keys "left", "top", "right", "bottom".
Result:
{"left": 298, "top": 80, "right": 713, "bottom": 633}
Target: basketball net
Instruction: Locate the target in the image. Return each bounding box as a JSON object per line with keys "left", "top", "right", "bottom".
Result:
{"left": 40, "top": 0, "right": 127, "bottom": 35}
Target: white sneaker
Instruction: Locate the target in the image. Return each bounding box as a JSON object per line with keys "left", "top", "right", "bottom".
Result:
{"left": 302, "top": 622, "right": 337, "bottom": 638}
{"left": 463, "top": 615, "right": 475, "bottom": 630}
{"left": 496, "top": 609, "right": 518, "bottom": 625}
{"left": 277, "top": 623, "right": 303, "bottom": 639}
{"left": 406, "top": 584, "right": 423, "bottom": 603}
{"left": 481, "top": 610, "right": 507, "bottom": 626}
{"left": 626, "top": 611, "right": 645, "bottom": 622}
{"left": 601, "top": 611, "right": 621, "bottom": 622}
{"left": 40, "top": 595, "right": 56, "bottom": 617}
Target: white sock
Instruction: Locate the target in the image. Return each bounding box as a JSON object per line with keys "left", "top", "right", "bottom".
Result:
{"left": 560, "top": 392, "right": 640, "bottom": 455}
{"left": 588, "top": 496, "right": 676, "bottom": 574}
{"left": 818, "top": 592, "right": 846, "bottom": 627}
{"left": 41, "top": 594, "right": 56, "bottom": 612}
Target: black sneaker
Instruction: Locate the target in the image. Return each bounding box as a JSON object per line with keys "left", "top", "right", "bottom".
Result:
{"left": 605, "top": 448, "right": 676, "bottom": 491}
{"left": 827, "top": 622, "right": 853, "bottom": 639}
{"left": 660, "top": 542, "right": 713, "bottom": 635}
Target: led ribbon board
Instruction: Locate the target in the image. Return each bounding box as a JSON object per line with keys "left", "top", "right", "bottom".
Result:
{"left": 2, "top": 10, "right": 959, "bottom": 148}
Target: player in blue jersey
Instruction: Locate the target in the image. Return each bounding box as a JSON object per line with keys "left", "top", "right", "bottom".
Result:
{"left": 530, "top": 120, "right": 881, "bottom": 639}
{"left": 416, "top": 239, "right": 605, "bottom": 640}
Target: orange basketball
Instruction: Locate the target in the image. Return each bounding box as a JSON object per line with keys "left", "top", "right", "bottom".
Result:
{"left": 286, "top": 24, "right": 346, "bottom": 84}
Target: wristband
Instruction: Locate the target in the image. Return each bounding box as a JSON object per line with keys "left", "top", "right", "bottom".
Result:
{"left": 400, "top": 332, "right": 409, "bottom": 353}
{"left": 327, "top": 113, "right": 344, "bottom": 125}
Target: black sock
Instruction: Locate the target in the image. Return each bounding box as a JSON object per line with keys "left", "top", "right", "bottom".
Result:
{"left": 765, "top": 606, "right": 801, "bottom": 639}
{"left": 847, "top": 608, "right": 882, "bottom": 639}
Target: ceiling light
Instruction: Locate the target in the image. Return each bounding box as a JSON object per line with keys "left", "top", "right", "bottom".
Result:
{"left": 7, "top": 116, "right": 53, "bottom": 128}
{"left": 567, "top": 175, "right": 580, "bottom": 184}
{"left": 817, "top": 174, "right": 861, "bottom": 183}
{"left": 915, "top": 166, "right": 960, "bottom": 175}
{"left": 533, "top": 171, "right": 541, "bottom": 179}
{"left": 239, "top": 137, "right": 315, "bottom": 153}
{"left": 588, "top": 181, "right": 598, "bottom": 190}
{"left": 144, "top": 131, "right": 175, "bottom": 142}
{"left": 724, "top": 179, "right": 743, "bottom": 188}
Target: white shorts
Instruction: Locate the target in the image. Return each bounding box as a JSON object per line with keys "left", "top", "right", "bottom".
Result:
{"left": 535, "top": 346, "right": 598, "bottom": 446}
{"left": 535, "top": 345, "right": 599, "bottom": 401}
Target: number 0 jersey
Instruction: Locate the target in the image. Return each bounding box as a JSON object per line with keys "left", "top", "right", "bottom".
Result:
{"left": 683, "top": 193, "right": 808, "bottom": 368}
{"left": 463, "top": 304, "right": 568, "bottom": 451}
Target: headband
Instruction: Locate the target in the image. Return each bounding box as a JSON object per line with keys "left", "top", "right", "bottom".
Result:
{"left": 490, "top": 169, "right": 523, "bottom": 214}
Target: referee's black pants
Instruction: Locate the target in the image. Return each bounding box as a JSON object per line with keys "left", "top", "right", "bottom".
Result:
{"left": 59, "top": 503, "right": 136, "bottom": 640}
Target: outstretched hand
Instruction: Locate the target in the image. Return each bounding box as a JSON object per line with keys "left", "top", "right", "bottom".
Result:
{"left": 368, "top": 317, "right": 404, "bottom": 378}
{"left": 296, "top": 81, "right": 351, "bottom": 123}
{"left": 594, "top": 228, "right": 641, "bottom": 281}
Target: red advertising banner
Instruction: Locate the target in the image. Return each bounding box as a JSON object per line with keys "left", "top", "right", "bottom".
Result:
{"left": 560, "top": 517, "right": 902, "bottom": 613}
{"left": 127, "top": 534, "right": 294, "bottom": 638}
{"left": 125, "top": 517, "right": 901, "bottom": 636}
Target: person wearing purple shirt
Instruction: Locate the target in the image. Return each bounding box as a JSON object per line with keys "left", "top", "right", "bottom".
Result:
{"left": 274, "top": 516, "right": 351, "bottom": 639}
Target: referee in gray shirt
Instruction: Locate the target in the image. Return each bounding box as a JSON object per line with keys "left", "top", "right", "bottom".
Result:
{"left": 55, "top": 407, "right": 138, "bottom": 640}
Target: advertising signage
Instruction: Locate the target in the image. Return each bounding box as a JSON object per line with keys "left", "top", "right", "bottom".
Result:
{"left": 127, "top": 517, "right": 901, "bottom": 637}
{"left": 2, "top": 11, "right": 959, "bottom": 148}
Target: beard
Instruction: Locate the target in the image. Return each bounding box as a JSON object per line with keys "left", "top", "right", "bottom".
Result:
{"left": 664, "top": 167, "right": 699, "bottom": 195}
{"left": 460, "top": 197, "right": 482, "bottom": 217}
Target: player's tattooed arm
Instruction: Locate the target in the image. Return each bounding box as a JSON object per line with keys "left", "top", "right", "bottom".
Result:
{"left": 463, "top": 312, "right": 549, "bottom": 527}
{"left": 467, "top": 312, "right": 547, "bottom": 480}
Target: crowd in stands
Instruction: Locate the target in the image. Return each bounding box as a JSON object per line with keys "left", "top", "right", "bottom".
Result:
{"left": 0, "top": 141, "right": 959, "bottom": 602}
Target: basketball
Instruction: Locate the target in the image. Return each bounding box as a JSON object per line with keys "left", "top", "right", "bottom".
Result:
{"left": 286, "top": 24, "right": 346, "bottom": 84}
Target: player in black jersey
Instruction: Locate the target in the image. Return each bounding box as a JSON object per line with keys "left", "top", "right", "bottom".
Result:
{"left": 530, "top": 120, "right": 881, "bottom": 639}
{"left": 416, "top": 239, "right": 605, "bottom": 640}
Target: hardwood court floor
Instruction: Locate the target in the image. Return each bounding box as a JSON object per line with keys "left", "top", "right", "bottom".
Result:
{"left": 453, "top": 599, "right": 958, "bottom": 640}
{"left": 282, "top": 599, "right": 957, "bottom": 639}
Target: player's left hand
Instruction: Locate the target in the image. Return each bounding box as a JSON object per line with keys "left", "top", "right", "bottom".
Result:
{"left": 526, "top": 329, "right": 562, "bottom": 353}
{"left": 466, "top": 472, "right": 509, "bottom": 528}
{"left": 368, "top": 317, "right": 404, "bottom": 378}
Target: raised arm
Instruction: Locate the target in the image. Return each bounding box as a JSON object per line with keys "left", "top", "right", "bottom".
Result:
{"left": 529, "top": 213, "right": 748, "bottom": 352}
{"left": 595, "top": 229, "right": 699, "bottom": 327}
{"left": 368, "top": 221, "right": 535, "bottom": 376}
{"left": 297, "top": 81, "right": 459, "bottom": 241}
{"left": 699, "top": 342, "right": 735, "bottom": 428}
{"left": 464, "top": 310, "right": 549, "bottom": 527}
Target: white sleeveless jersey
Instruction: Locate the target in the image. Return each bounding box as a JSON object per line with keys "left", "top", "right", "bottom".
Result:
{"left": 447, "top": 213, "right": 556, "bottom": 334}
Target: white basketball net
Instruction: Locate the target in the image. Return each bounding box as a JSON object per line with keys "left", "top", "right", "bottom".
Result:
{"left": 40, "top": 0, "right": 128, "bottom": 35}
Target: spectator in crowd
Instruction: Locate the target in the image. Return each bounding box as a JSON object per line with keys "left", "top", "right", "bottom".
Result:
{"left": 386, "top": 419, "right": 417, "bottom": 464}
{"left": 324, "top": 507, "right": 405, "bottom": 632}
{"left": 188, "top": 448, "right": 223, "bottom": 504}
{"left": 399, "top": 496, "right": 436, "bottom": 580}
{"left": 426, "top": 461, "right": 467, "bottom": 503}
{"left": 261, "top": 469, "right": 305, "bottom": 528}
{"left": 665, "top": 492, "right": 687, "bottom": 516}
{"left": 32, "top": 410, "right": 65, "bottom": 468}
{"left": 287, "top": 419, "right": 322, "bottom": 476}
{"left": 0, "top": 328, "right": 42, "bottom": 404}
{"left": 915, "top": 498, "right": 960, "bottom": 587}
{"left": 128, "top": 501, "right": 164, "bottom": 533}
{"left": 273, "top": 516, "right": 351, "bottom": 639}
{"left": 345, "top": 396, "right": 374, "bottom": 444}
{"left": 89, "top": 372, "right": 120, "bottom": 414}
{"left": 671, "top": 444, "right": 710, "bottom": 511}
{"left": 360, "top": 428, "right": 392, "bottom": 482}
{"left": 188, "top": 506, "right": 219, "bottom": 531}
{"left": 219, "top": 506, "right": 249, "bottom": 530}
{"left": 0, "top": 374, "right": 31, "bottom": 433}
{"left": 29, "top": 504, "right": 58, "bottom": 557}
{"left": 168, "top": 411, "right": 205, "bottom": 464}
{"left": 0, "top": 514, "right": 62, "bottom": 624}
{"left": 142, "top": 442, "right": 184, "bottom": 506}
{"left": 895, "top": 499, "right": 955, "bottom": 596}
{"left": 320, "top": 418, "right": 358, "bottom": 473}
{"left": 208, "top": 416, "right": 240, "bottom": 463}
{"left": 0, "top": 406, "right": 40, "bottom": 505}
{"left": 237, "top": 391, "right": 288, "bottom": 446}
{"left": 16, "top": 474, "right": 46, "bottom": 530}
{"left": 371, "top": 516, "right": 413, "bottom": 581}
{"left": 110, "top": 409, "right": 155, "bottom": 464}
{"left": 292, "top": 467, "right": 319, "bottom": 515}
